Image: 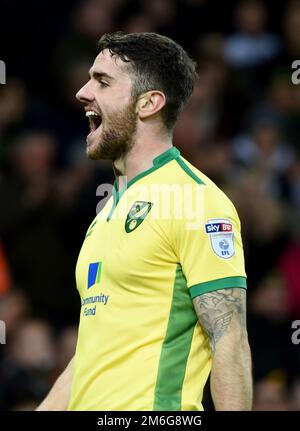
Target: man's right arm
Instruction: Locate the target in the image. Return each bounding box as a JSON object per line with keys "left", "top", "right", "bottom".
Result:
{"left": 35, "top": 356, "right": 74, "bottom": 411}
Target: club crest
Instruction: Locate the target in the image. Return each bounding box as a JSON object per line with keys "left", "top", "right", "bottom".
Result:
{"left": 125, "top": 201, "right": 153, "bottom": 233}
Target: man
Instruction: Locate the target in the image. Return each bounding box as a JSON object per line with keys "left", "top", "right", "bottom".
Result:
{"left": 37, "top": 32, "right": 252, "bottom": 411}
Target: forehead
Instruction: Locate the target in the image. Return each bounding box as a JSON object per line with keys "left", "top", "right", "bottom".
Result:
{"left": 91, "top": 49, "right": 131, "bottom": 79}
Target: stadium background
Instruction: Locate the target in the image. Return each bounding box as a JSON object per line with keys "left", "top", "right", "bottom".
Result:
{"left": 0, "top": 0, "right": 300, "bottom": 410}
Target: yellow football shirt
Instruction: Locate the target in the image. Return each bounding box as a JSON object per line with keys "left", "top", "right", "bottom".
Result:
{"left": 68, "top": 146, "right": 247, "bottom": 411}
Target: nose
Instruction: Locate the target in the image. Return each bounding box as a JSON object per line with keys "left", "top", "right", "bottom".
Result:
{"left": 76, "top": 81, "right": 94, "bottom": 104}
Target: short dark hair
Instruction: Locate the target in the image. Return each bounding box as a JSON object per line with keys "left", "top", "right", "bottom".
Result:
{"left": 97, "top": 32, "right": 198, "bottom": 131}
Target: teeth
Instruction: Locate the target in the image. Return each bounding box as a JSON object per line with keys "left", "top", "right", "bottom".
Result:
{"left": 86, "top": 111, "right": 100, "bottom": 117}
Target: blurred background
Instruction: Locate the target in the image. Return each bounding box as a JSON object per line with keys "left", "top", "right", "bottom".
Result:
{"left": 0, "top": 0, "right": 300, "bottom": 411}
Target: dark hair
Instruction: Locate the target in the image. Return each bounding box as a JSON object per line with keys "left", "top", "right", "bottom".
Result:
{"left": 97, "top": 32, "right": 198, "bottom": 131}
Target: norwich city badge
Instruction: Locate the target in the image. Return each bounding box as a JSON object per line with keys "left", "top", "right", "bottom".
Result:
{"left": 125, "top": 201, "right": 153, "bottom": 233}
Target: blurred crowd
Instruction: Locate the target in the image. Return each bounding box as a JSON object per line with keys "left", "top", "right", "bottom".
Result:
{"left": 0, "top": 0, "right": 300, "bottom": 410}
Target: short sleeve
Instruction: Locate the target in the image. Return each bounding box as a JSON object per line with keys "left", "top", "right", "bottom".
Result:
{"left": 172, "top": 184, "right": 247, "bottom": 299}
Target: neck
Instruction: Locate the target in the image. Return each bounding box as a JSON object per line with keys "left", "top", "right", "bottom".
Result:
{"left": 113, "top": 133, "right": 173, "bottom": 189}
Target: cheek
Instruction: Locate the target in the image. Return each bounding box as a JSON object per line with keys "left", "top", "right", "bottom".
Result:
{"left": 114, "top": 82, "right": 134, "bottom": 104}
{"left": 96, "top": 85, "right": 133, "bottom": 118}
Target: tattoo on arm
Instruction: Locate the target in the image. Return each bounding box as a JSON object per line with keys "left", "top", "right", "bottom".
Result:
{"left": 192, "top": 288, "right": 247, "bottom": 354}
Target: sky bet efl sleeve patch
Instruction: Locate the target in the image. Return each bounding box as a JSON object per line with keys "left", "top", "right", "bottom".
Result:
{"left": 204, "top": 219, "right": 235, "bottom": 259}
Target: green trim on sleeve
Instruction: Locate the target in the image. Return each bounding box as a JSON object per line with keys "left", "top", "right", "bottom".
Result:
{"left": 189, "top": 276, "right": 247, "bottom": 298}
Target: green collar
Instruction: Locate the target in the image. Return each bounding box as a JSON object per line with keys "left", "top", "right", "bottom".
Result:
{"left": 152, "top": 146, "right": 180, "bottom": 166}
{"left": 114, "top": 146, "right": 180, "bottom": 192}
{"left": 107, "top": 146, "right": 180, "bottom": 221}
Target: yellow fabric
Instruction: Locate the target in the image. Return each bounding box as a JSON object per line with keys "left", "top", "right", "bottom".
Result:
{"left": 172, "top": 158, "right": 247, "bottom": 291}
{"left": 68, "top": 147, "right": 246, "bottom": 411}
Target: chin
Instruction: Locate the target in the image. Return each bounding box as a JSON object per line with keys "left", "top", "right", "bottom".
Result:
{"left": 87, "top": 140, "right": 113, "bottom": 161}
{"left": 86, "top": 141, "right": 102, "bottom": 160}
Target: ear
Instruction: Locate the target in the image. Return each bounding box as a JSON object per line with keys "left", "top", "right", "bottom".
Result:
{"left": 136, "top": 91, "right": 166, "bottom": 120}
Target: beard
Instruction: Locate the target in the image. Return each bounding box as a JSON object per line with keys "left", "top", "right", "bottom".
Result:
{"left": 87, "top": 96, "right": 138, "bottom": 161}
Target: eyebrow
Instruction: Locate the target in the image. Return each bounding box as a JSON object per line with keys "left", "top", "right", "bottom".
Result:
{"left": 88, "top": 69, "right": 114, "bottom": 81}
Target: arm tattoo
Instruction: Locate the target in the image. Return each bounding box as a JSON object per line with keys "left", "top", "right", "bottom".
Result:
{"left": 193, "top": 288, "right": 247, "bottom": 354}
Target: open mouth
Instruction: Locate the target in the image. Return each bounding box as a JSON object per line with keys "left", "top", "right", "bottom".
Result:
{"left": 86, "top": 110, "right": 102, "bottom": 134}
